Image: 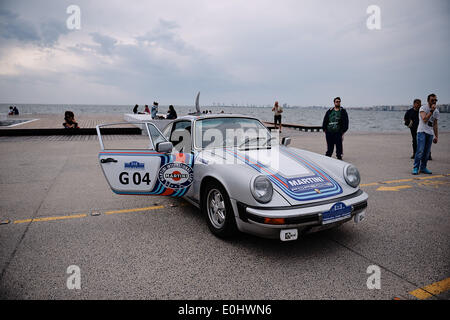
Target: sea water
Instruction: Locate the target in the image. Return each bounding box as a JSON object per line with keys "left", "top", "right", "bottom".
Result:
{"left": 0, "top": 104, "right": 448, "bottom": 133}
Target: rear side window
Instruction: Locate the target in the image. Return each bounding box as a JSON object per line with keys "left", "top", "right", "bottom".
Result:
{"left": 170, "top": 121, "right": 192, "bottom": 153}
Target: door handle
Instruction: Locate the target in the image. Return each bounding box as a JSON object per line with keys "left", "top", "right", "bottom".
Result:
{"left": 101, "top": 158, "right": 118, "bottom": 164}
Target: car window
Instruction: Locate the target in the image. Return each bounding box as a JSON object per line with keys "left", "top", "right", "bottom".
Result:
{"left": 170, "top": 121, "right": 192, "bottom": 153}
{"left": 195, "top": 118, "right": 271, "bottom": 149}
{"left": 162, "top": 123, "right": 172, "bottom": 140}
{"left": 147, "top": 123, "right": 167, "bottom": 149}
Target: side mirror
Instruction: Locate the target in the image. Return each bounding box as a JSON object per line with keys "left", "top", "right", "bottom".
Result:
{"left": 281, "top": 137, "right": 291, "bottom": 146}
{"left": 156, "top": 141, "right": 173, "bottom": 153}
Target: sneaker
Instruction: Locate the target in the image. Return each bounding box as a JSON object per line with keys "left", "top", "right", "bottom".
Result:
{"left": 412, "top": 168, "right": 419, "bottom": 175}
{"left": 420, "top": 168, "right": 432, "bottom": 174}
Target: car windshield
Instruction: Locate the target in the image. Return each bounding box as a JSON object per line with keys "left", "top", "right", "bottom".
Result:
{"left": 195, "top": 117, "right": 272, "bottom": 149}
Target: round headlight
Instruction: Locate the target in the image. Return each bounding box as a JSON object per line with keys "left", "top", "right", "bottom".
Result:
{"left": 250, "top": 175, "right": 273, "bottom": 203}
{"left": 344, "top": 164, "right": 361, "bottom": 187}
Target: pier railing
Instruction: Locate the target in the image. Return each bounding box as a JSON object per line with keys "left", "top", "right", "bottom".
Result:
{"left": 264, "top": 122, "right": 323, "bottom": 132}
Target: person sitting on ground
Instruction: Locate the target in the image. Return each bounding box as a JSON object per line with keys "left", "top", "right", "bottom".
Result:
{"left": 8, "top": 106, "right": 14, "bottom": 115}
{"left": 63, "top": 111, "right": 80, "bottom": 129}
{"left": 166, "top": 105, "right": 177, "bottom": 119}
{"left": 144, "top": 105, "right": 150, "bottom": 114}
{"left": 133, "top": 104, "right": 139, "bottom": 114}
{"left": 13, "top": 106, "right": 19, "bottom": 115}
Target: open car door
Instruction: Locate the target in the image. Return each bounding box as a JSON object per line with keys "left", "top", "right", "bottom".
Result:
{"left": 96, "top": 122, "right": 194, "bottom": 197}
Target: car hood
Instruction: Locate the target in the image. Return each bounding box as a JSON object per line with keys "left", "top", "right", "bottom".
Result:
{"left": 198, "top": 146, "right": 357, "bottom": 206}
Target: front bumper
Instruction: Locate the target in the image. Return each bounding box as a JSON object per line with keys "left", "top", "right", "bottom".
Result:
{"left": 231, "top": 189, "right": 368, "bottom": 239}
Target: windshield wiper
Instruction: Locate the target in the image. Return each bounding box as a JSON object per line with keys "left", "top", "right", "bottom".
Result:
{"left": 239, "top": 137, "right": 267, "bottom": 148}
{"left": 238, "top": 137, "right": 273, "bottom": 150}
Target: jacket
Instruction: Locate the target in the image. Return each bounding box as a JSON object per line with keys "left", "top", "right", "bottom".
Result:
{"left": 322, "top": 107, "right": 349, "bottom": 133}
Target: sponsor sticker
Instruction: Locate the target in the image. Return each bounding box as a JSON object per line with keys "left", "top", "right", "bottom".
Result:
{"left": 286, "top": 175, "right": 333, "bottom": 193}
{"left": 124, "top": 161, "right": 145, "bottom": 170}
{"left": 158, "top": 162, "right": 194, "bottom": 189}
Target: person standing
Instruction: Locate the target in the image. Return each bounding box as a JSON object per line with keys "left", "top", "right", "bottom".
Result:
{"left": 404, "top": 99, "right": 421, "bottom": 159}
{"left": 272, "top": 101, "right": 283, "bottom": 132}
{"left": 151, "top": 101, "right": 158, "bottom": 119}
{"left": 412, "top": 94, "right": 439, "bottom": 175}
{"left": 322, "top": 97, "right": 349, "bottom": 160}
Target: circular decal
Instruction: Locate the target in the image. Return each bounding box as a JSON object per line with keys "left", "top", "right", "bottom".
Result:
{"left": 158, "top": 162, "right": 194, "bottom": 189}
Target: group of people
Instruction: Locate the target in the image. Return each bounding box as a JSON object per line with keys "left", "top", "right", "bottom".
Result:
{"left": 272, "top": 93, "right": 440, "bottom": 175}
{"left": 133, "top": 102, "right": 178, "bottom": 120}
{"left": 8, "top": 106, "right": 19, "bottom": 115}
{"left": 404, "top": 94, "right": 439, "bottom": 175}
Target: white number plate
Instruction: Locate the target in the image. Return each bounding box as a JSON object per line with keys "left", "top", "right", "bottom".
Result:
{"left": 280, "top": 229, "right": 298, "bottom": 241}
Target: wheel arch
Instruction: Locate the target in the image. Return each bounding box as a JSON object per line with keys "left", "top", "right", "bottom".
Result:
{"left": 199, "top": 175, "right": 229, "bottom": 207}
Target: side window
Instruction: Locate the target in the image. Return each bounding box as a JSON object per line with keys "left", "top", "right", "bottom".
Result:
{"left": 170, "top": 121, "right": 192, "bottom": 153}
{"left": 162, "top": 123, "right": 172, "bottom": 140}
{"left": 147, "top": 123, "right": 167, "bottom": 149}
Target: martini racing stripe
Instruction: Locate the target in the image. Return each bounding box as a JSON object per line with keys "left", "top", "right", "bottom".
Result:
{"left": 224, "top": 148, "right": 342, "bottom": 201}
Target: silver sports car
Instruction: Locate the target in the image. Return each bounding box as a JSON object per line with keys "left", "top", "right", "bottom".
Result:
{"left": 97, "top": 114, "right": 368, "bottom": 241}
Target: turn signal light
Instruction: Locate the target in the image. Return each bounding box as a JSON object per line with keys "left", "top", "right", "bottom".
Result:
{"left": 264, "top": 218, "right": 285, "bottom": 225}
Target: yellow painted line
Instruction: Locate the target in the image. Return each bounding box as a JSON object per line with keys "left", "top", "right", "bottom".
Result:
{"left": 14, "top": 214, "right": 87, "bottom": 224}
{"left": 360, "top": 182, "right": 379, "bottom": 187}
{"left": 104, "top": 205, "right": 164, "bottom": 215}
{"left": 384, "top": 178, "right": 413, "bottom": 184}
{"left": 361, "top": 174, "right": 449, "bottom": 188}
{"left": 409, "top": 277, "right": 450, "bottom": 300}
{"left": 13, "top": 219, "right": 33, "bottom": 224}
{"left": 376, "top": 185, "right": 412, "bottom": 192}
{"left": 416, "top": 175, "right": 445, "bottom": 180}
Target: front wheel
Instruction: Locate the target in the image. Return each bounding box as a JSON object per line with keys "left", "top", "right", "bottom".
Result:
{"left": 202, "top": 182, "right": 237, "bottom": 238}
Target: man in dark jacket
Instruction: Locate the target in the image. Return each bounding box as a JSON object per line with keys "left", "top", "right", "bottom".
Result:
{"left": 322, "top": 97, "right": 349, "bottom": 160}
{"left": 404, "top": 99, "right": 421, "bottom": 159}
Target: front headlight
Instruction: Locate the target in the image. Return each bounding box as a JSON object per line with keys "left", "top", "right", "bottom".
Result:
{"left": 344, "top": 164, "right": 361, "bottom": 188}
{"left": 250, "top": 175, "right": 273, "bottom": 203}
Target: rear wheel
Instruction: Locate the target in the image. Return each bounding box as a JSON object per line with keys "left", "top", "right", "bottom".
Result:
{"left": 202, "top": 182, "right": 237, "bottom": 238}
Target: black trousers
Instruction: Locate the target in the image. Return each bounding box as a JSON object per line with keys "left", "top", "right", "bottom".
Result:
{"left": 274, "top": 115, "right": 282, "bottom": 126}
{"left": 325, "top": 132, "right": 343, "bottom": 158}
{"left": 410, "top": 128, "right": 417, "bottom": 155}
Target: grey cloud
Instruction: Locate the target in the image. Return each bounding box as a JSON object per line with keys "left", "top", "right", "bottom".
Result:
{"left": 90, "top": 32, "right": 118, "bottom": 55}
{"left": 0, "top": 8, "right": 67, "bottom": 47}
{"left": 40, "top": 19, "right": 69, "bottom": 47}
{"left": 0, "top": 8, "right": 40, "bottom": 42}
{"left": 136, "top": 19, "right": 192, "bottom": 54}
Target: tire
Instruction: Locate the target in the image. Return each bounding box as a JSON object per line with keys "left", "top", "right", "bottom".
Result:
{"left": 202, "top": 181, "right": 237, "bottom": 238}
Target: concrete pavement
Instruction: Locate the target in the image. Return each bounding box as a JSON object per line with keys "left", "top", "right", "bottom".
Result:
{"left": 0, "top": 131, "right": 449, "bottom": 299}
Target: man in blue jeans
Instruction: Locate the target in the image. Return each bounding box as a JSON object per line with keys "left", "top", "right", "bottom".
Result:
{"left": 412, "top": 94, "right": 439, "bottom": 175}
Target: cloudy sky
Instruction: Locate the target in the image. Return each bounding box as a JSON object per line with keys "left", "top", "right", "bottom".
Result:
{"left": 0, "top": 0, "right": 449, "bottom": 107}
